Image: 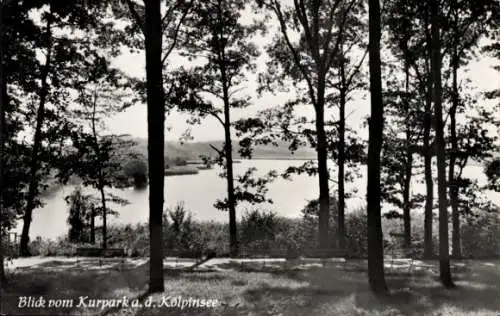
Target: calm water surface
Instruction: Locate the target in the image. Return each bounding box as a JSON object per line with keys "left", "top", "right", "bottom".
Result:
{"left": 16, "top": 159, "right": 499, "bottom": 239}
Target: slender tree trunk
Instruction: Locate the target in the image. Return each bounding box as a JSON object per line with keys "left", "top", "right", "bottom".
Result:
{"left": 367, "top": 0, "right": 387, "bottom": 293}
{"left": 449, "top": 90, "right": 460, "bottom": 259}
{"left": 20, "top": 14, "right": 53, "bottom": 257}
{"left": 403, "top": 58, "right": 412, "bottom": 248}
{"left": 449, "top": 11, "right": 461, "bottom": 259}
{"left": 336, "top": 17, "right": 346, "bottom": 251}
{"left": 423, "top": 8, "right": 434, "bottom": 259}
{"left": 316, "top": 81, "right": 330, "bottom": 251}
{"left": 220, "top": 66, "right": 238, "bottom": 257}
{"left": 423, "top": 81, "right": 434, "bottom": 259}
{"left": 90, "top": 90, "right": 108, "bottom": 250}
{"left": 337, "top": 86, "right": 346, "bottom": 250}
{"left": 90, "top": 205, "right": 95, "bottom": 244}
{"left": 214, "top": 0, "right": 238, "bottom": 256}
{"left": 98, "top": 185, "right": 107, "bottom": 249}
{"left": 311, "top": 0, "right": 329, "bottom": 252}
{"left": 430, "top": 0, "right": 454, "bottom": 288}
{"left": 0, "top": 1, "right": 6, "bottom": 284}
{"left": 403, "top": 149, "right": 412, "bottom": 248}
{"left": 145, "top": 0, "right": 165, "bottom": 293}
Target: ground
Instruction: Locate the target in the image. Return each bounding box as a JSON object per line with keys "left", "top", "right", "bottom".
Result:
{"left": 1, "top": 257, "right": 499, "bottom": 316}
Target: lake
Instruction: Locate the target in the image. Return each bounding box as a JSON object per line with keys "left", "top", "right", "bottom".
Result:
{"left": 16, "top": 159, "right": 500, "bottom": 240}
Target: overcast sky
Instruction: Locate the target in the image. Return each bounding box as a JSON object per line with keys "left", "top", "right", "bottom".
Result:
{"left": 108, "top": 31, "right": 500, "bottom": 143}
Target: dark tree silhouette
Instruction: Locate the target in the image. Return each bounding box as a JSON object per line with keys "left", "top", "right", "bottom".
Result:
{"left": 367, "top": 0, "right": 387, "bottom": 293}
{"left": 430, "top": 0, "right": 455, "bottom": 288}
{"left": 19, "top": 6, "right": 54, "bottom": 257}
{"left": 0, "top": 0, "right": 11, "bottom": 284}
{"left": 144, "top": 0, "right": 166, "bottom": 293}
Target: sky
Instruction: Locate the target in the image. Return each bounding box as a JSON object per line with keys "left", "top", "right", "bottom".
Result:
{"left": 107, "top": 22, "right": 500, "bottom": 143}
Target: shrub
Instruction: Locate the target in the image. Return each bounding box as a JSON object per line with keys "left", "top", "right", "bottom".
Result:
{"left": 65, "top": 187, "right": 89, "bottom": 243}
{"left": 240, "top": 209, "right": 278, "bottom": 248}
{"left": 1, "top": 234, "right": 19, "bottom": 259}
{"left": 29, "top": 237, "right": 77, "bottom": 256}
{"left": 345, "top": 208, "right": 367, "bottom": 258}
{"left": 299, "top": 196, "right": 339, "bottom": 249}
{"left": 163, "top": 202, "right": 216, "bottom": 256}
{"left": 123, "top": 158, "right": 148, "bottom": 188}
{"left": 461, "top": 209, "right": 500, "bottom": 259}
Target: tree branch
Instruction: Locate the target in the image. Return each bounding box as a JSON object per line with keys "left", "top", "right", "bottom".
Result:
{"left": 161, "top": 4, "right": 192, "bottom": 65}
{"left": 293, "top": 0, "right": 315, "bottom": 59}
{"left": 270, "top": 0, "right": 317, "bottom": 106}
{"left": 321, "top": 0, "right": 343, "bottom": 61}
{"left": 325, "top": 0, "right": 357, "bottom": 70}
{"left": 209, "top": 144, "right": 224, "bottom": 156}
{"left": 125, "top": 0, "right": 145, "bottom": 35}
{"left": 207, "top": 110, "right": 225, "bottom": 127}
{"left": 346, "top": 47, "right": 368, "bottom": 89}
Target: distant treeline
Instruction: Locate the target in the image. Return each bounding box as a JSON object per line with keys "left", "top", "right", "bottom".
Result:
{"left": 126, "top": 137, "right": 317, "bottom": 161}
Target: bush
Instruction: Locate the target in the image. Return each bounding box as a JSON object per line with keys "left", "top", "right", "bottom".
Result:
{"left": 240, "top": 209, "right": 278, "bottom": 250}
{"left": 1, "top": 234, "right": 19, "bottom": 259}
{"left": 345, "top": 208, "right": 367, "bottom": 258}
{"left": 66, "top": 187, "right": 90, "bottom": 243}
{"left": 164, "top": 202, "right": 197, "bottom": 253}
{"left": 107, "top": 224, "right": 149, "bottom": 257}
{"left": 123, "top": 158, "right": 148, "bottom": 188}
{"left": 461, "top": 209, "right": 500, "bottom": 259}
{"left": 299, "top": 196, "right": 339, "bottom": 250}
{"left": 31, "top": 198, "right": 500, "bottom": 260}
{"left": 29, "top": 237, "right": 77, "bottom": 256}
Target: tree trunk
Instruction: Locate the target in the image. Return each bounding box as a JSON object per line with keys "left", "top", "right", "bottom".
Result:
{"left": 449, "top": 102, "right": 460, "bottom": 259}
{"left": 144, "top": 0, "right": 165, "bottom": 293}
{"left": 337, "top": 86, "right": 346, "bottom": 250}
{"left": 336, "top": 23, "right": 346, "bottom": 251}
{"left": 423, "top": 7, "right": 434, "bottom": 259}
{"left": 0, "top": 1, "right": 6, "bottom": 284}
{"left": 430, "top": 0, "right": 454, "bottom": 288}
{"left": 90, "top": 89, "right": 108, "bottom": 250}
{"left": 449, "top": 10, "right": 461, "bottom": 259}
{"left": 221, "top": 67, "right": 238, "bottom": 257}
{"left": 315, "top": 81, "right": 330, "bottom": 251}
{"left": 403, "top": 58, "right": 412, "bottom": 248}
{"left": 20, "top": 14, "right": 53, "bottom": 257}
{"left": 423, "top": 83, "right": 434, "bottom": 259}
{"left": 98, "top": 185, "right": 107, "bottom": 249}
{"left": 367, "top": 0, "right": 387, "bottom": 293}
{"left": 90, "top": 206, "right": 95, "bottom": 244}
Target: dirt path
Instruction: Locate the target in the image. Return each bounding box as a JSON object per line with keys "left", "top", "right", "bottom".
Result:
{"left": 6, "top": 256, "right": 494, "bottom": 272}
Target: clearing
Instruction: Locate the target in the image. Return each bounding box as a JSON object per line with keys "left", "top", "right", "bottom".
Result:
{"left": 1, "top": 257, "right": 499, "bottom": 315}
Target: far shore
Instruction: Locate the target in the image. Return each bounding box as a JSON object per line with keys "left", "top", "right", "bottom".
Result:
{"left": 245, "top": 156, "right": 317, "bottom": 160}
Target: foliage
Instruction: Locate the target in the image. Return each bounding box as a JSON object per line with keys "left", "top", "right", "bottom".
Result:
{"left": 65, "top": 187, "right": 91, "bottom": 243}
{"left": 163, "top": 202, "right": 196, "bottom": 253}
{"left": 485, "top": 158, "right": 500, "bottom": 192}
{"left": 28, "top": 237, "right": 78, "bottom": 257}
{"left": 28, "top": 204, "right": 500, "bottom": 260}
{"left": 461, "top": 208, "right": 500, "bottom": 258}
{"left": 240, "top": 209, "right": 279, "bottom": 250}
{"left": 214, "top": 168, "right": 278, "bottom": 210}
{"left": 123, "top": 158, "right": 148, "bottom": 188}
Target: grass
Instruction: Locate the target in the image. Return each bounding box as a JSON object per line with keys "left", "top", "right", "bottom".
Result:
{"left": 2, "top": 259, "right": 499, "bottom": 316}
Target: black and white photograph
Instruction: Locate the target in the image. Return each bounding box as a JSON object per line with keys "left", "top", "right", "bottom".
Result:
{"left": 0, "top": 0, "right": 499, "bottom": 315}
